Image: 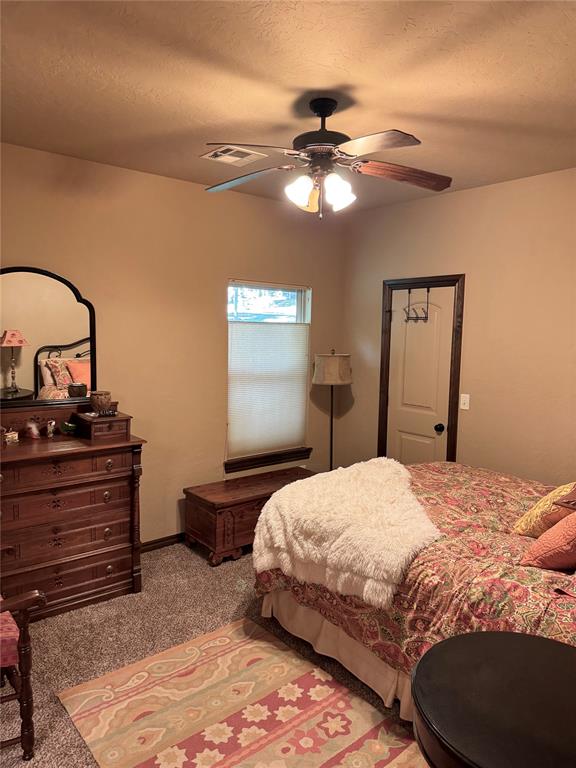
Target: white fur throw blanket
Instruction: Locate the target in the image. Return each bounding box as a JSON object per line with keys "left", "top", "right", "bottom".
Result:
{"left": 253, "top": 457, "right": 441, "bottom": 610}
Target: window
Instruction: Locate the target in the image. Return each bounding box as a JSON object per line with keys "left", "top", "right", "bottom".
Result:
{"left": 226, "top": 281, "right": 312, "bottom": 470}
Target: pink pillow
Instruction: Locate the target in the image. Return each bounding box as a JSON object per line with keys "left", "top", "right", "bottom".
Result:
{"left": 39, "top": 360, "right": 55, "bottom": 386}
{"left": 66, "top": 359, "right": 91, "bottom": 388}
{"left": 520, "top": 513, "right": 576, "bottom": 571}
{"left": 45, "top": 358, "right": 73, "bottom": 386}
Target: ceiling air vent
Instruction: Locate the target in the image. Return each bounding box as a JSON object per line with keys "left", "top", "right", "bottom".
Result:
{"left": 201, "top": 145, "right": 267, "bottom": 167}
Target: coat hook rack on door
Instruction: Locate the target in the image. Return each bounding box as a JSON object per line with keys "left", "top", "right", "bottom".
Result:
{"left": 404, "top": 287, "right": 430, "bottom": 323}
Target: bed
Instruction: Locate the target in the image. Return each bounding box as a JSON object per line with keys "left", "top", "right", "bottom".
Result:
{"left": 255, "top": 462, "right": 576, "bottom": 719}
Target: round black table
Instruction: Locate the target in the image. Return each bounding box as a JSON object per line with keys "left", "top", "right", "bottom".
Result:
{"left": 412, "top": 632, "right": 576, "bottom": 768}
{"left": 0, "top": 387, "right": 34, "bottom": 402}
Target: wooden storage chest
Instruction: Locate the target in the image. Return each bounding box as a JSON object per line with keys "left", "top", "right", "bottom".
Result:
{"left": 183, "top": 467, "right": 313, "bottom": 565}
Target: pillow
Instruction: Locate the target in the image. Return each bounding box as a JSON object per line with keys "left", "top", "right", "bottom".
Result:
{"left": 554, "top": 486, "right": 576, "bottom": 512}
{"left": 66, "top": 359, "right": 91, "bottom": 388}
{"left": 513, "top": 482, "right": 575, "bottom": 538}
{"left": 520, "top": 513, "right": 576, "bottom": 571}
{"left": 39, "top": 360, "right": 55, "bottom": 386}
{"left": 45, "top": 358, "right": 73, "bottom": 387}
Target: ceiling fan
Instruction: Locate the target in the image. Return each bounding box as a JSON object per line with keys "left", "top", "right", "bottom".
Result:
{"left": 205, "top": 97, "right": 452, "bottom": 216}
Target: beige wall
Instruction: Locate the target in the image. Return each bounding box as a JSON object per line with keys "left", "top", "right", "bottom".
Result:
{"left": 337, "top": 168, "right": 576, "bottom": 485}
{"left": 2, "top": 143, "right": 574, "bottom": 541}
{"left": 1, "top": 143, "right": 346, "bottom": 540}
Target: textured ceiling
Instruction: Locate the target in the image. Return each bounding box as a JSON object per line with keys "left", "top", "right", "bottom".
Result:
{"left": 2, "top": 1, "right": 576, "bottom": 211}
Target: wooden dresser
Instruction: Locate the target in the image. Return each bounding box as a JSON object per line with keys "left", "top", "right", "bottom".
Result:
{"left": 1, "top": 431, "right": 144, "bottom": 620}
{"left": 184, "top": 467, "right": 314, "bottom": 565}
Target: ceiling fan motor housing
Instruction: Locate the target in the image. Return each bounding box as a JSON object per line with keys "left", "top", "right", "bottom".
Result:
{"left": 293, "top": 129, "right": 351, "bottom": 152}
{"left": 293, "top": 97, "right": 350, "bottom": 152}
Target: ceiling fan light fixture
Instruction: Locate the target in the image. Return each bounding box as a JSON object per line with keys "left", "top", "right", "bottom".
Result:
{"left": 206, "top": 97, "right": 452, "bottom": 207}
{"left": 284, "top": 174, "right": 314, "bottom": 208}
{"left": 324, "top": 172, "right": 357, "bottom": 212}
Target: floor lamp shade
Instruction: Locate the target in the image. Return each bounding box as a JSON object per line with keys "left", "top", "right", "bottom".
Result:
{"left": 312, "top": 353, "right": 352, "bottom": 386}
{"left": 312, "top": 352, "right": 352, "bottom": 471}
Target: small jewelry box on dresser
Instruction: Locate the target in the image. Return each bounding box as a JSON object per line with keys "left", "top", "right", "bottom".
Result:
{"left": 183, "top": 467, "right": 314, "bottom": 566}
{"left": 75, "top": 412, "right": 132, "bottom": 442}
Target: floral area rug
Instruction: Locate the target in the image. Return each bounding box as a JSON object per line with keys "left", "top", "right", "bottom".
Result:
{"left": 59, "top": 618, "right": 425, "bottom": 768}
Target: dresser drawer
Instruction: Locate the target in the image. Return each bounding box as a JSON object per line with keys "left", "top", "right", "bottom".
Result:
{"left": 1, "top": 450, "right": 134, "bottom": 492}
{"left": 1, "top": 479, "right": 131, "bottom": 530}
{"left": 2, "top": 511, "right": 131, "bottom": 568}
{"left": 89, "top": 419, "right": 130, "bottom": 441}
{"left": 1, "top": 547, "right": 134, "bottom": 604}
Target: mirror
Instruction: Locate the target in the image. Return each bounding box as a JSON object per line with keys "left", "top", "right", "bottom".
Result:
{"left": 0, "top": 267, "right": 96, "bottom": 407}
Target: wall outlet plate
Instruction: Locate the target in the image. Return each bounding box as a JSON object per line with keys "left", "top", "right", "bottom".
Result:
{"left": 460, "top": 393, "right": 470, "bottom": 410}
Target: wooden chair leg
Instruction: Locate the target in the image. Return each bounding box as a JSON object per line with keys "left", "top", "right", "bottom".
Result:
{"left": 15, "top": 615, "right": 34, "bottom": 760}
{"left": 4, "top": 665, "right": 21, "bottom": 696}
{"left": 1, "top": 590, "right": 46, "bottom": 761}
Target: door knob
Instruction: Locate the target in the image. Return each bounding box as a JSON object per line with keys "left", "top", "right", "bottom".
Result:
{"left": 434, "top": 423, "right": 445, "bottom": 434}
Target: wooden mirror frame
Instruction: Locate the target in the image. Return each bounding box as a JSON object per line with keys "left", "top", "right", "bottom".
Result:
{"left": 0, "top": 266, "right": 97, "bottom": 409}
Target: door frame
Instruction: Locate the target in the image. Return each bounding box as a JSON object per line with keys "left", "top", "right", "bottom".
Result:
{"left": 378, "top": 274, "right": 465, "bottom": 461}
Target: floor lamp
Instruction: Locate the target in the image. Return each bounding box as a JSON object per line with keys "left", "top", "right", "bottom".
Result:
{"left": 312, "top": 350, "right": 352, "bottom": 471}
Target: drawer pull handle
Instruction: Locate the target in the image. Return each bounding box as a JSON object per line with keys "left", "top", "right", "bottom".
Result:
{"left": 105, "top": 459, "right": 114, "bottom": 471}
{"left": 50, "top": 526, "right": 63, "bottom": 547}
{"left": 102, "top": 490, "right": 111, "bottom": 503}
{"left": 103, "top": 527, "right": 112, "bottom": 540}
{"left": 54, "top": 576, "right": 64, "bottom": 588}
{"left": 1, "top": 545, "right": 15, "bottom": 556}
{"left": 106, "top": 565, "right": 114, "bottom": 576}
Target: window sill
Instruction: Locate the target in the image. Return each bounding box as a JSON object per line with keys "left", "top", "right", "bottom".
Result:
{"left": 224, "top": 446, "right": 312, "bottom": 474}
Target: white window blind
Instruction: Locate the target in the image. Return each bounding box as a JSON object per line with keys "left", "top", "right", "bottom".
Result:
{"left": 227, "top": 321, "right": 310, "bottom": 458}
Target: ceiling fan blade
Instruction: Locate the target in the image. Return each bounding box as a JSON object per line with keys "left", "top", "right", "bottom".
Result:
{"left": 337, "top": 130, "right": 420, "bottom": 157}
{"left": 206, "top": 165, "right": 297, "bottom": 193}
{"left": 353, "top": 160, "right": 452, "bottom": 191}
{"left": 206, "top": 143, "right": 299, "bottom": 156}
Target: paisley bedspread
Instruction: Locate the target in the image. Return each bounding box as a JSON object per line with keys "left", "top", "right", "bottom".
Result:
{"left": 255, "top": 462, "right": 576, "bottom": 676}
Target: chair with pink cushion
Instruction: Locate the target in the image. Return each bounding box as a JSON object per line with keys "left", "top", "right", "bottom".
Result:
{"left": 0, "top": 590, "right": 46, "bottom": 761}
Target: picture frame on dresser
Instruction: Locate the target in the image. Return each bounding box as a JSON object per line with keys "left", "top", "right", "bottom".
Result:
{"left": 1, "top": 267, "right": 145, "bottom": 620}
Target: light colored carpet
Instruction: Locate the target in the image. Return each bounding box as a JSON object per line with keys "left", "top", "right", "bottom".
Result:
{"left": 1, "top": 544, "right": 403, "bottom": 767}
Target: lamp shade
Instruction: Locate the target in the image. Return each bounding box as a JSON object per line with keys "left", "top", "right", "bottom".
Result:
{"left": 0, "top": 329, "right": 29, "bottom": 347}
{"left": 312, "top": 353, "right": 352, "bottom": 386}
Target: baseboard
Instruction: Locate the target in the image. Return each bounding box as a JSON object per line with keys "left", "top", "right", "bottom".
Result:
{"left": 141, "top": 533, "right": 185, "bottom": 552}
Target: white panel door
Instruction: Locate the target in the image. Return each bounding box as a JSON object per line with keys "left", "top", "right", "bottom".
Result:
{"left": 387, "top": 287, "right": 454, "bottom": 464}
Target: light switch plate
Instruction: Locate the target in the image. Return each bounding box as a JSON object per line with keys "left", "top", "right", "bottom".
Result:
{"left": 460, "top": 393, "right": 470, "bottom": 410}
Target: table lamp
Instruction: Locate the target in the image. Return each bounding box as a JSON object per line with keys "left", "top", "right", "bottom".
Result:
{"left": 312, "top": 349, "right": 352, "bottom": 470}
{"left": 1, "top": 329, "right": 29, "bottom": 392}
